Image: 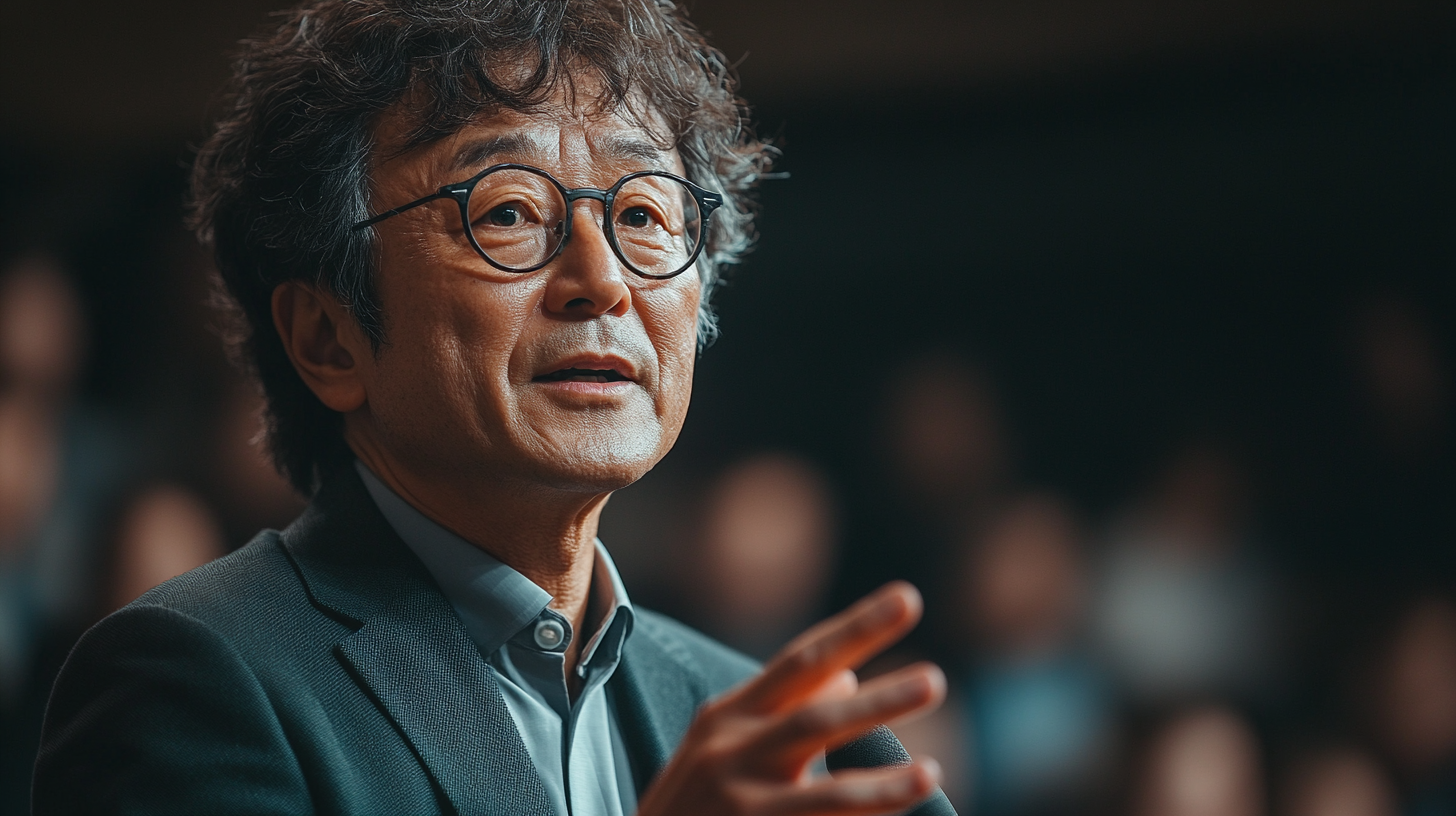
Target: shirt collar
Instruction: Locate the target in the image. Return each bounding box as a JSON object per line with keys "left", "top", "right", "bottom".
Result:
{"left": 355, "top": 460, "right": 634, "bottom": 661}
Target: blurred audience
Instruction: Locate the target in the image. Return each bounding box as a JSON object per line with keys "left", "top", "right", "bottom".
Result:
{"left": 0, "top": 247, "right": 289, "bottom": 812}
{"left": 0, "top": 252, "right": 127, "bottom": 812}
{"left": 682, "top": 452, "right": 838, "bottom": 658}
{"left": 0, "top": 253, "right": 122, "bottom": 699}
{"left": 1093, "top": 440, "right": 1282, "bottom": 705}
{"left": 956, "top": 493, "right": 1115, "bottom": 815}
{"left": 1133, "top": 706, "right": 1265, "bottom": 816}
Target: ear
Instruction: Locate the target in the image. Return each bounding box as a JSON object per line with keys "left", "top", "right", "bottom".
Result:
{"left": 271, "top": 281, "right": 370, "bottom": 413}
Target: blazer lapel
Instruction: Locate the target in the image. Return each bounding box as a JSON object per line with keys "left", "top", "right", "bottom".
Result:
{"left": 336, "top": 592, "right": 554, "bottom": 816}
{"left": 610, "top": 617, "right": 709, "bottom": 785}
{"left": 283, "top": 467, "right": 554, "bottom": 816}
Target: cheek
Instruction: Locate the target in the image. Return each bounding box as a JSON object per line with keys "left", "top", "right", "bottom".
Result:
{"left": 429, "top": 281, "right": 541, "bottom": 418}
{"left": 368, "top": 314, "right": 475, "bottom": 446}
{"left": 637, "top": 277, "right": 701, "bottom": 420}
{"left": 369, "top": 261, "right": 533, "bottom": 440}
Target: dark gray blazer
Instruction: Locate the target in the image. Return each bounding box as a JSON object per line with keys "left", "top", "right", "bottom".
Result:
{"left": 34, "top": 467, "right": 954, "bottom": 815}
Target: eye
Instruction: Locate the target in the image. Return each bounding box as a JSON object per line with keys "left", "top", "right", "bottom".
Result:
{"left": 619, "top": 206, "right": 654, "bottom": 229}
{"left": 488, "top": 203, "right": 523, "bottom": 227}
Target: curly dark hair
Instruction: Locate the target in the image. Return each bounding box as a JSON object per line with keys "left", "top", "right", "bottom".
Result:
{"left": 189, "top": 0, "right": 771, "bottom": 496}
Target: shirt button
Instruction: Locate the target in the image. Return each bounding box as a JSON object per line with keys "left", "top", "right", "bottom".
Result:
{"left": 533, "top": 618, "right": 566, "bottom": 650}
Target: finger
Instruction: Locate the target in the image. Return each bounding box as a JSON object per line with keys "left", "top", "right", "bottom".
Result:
{"left": 805, "top": 669, "right": 858, "bottom": 705}
{"left": 750, "top": 663, "right": 946, "bottom": 770}
{"left": 824, "top": 663, "right": 947, "bottom": 755}
{"left": 733, "top": 582, "right": 922, "bottom": 714}
{"left": 763, "top": 759, "right": 942, "bottom": 816}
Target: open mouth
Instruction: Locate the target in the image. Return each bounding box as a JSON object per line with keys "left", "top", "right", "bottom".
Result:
{"left": 534, "top": 368, "right": 632, "bottom": 384}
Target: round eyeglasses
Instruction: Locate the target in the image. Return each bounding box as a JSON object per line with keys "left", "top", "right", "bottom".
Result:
{"left": 351, "top": 163, "right": 724, "bottom": 280}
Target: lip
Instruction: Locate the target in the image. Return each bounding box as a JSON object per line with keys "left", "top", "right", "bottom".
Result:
{"left": 531, "top": 353, "right": 640, "bottom": 391}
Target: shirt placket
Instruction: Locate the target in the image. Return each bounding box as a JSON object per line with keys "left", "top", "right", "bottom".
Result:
{"left": 507, "top": 608, "right": 622, "bottom": 816}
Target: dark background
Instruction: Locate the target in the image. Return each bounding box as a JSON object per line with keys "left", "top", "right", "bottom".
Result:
{"left": 2, "top": 0, "right": 1450, "bottom": 542}
{"left": 1, "top": 1, "right": 1453, "bottom": 813}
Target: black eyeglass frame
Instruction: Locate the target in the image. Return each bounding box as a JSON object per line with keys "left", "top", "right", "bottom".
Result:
{"left": 351, "top": 162, "right": 724, "bottom": 280}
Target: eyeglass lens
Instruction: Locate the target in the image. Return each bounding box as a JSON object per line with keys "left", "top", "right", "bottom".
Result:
{"left": 466, "top": 169, "right": 704, "bottom": 277}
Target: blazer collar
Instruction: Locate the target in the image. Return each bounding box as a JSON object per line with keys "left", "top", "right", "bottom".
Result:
{"left": 281, "top": 466, "right": 556, "bottom": 816}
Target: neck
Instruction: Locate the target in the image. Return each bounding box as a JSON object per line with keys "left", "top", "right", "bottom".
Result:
{"left": 348, "top": 433, "right": 608, "bottom": 671}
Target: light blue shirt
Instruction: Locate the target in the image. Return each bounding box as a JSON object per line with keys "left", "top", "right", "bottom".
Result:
{"left": 356, "top": 462, "right": 638, "bottom": 816}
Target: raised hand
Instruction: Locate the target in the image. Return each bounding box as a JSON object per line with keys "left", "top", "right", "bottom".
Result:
{"left": 636, "top": 582, "right": 947, "bottom": 816}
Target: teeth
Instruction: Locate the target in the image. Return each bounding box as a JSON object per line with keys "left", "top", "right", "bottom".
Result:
{"left": 538, "top": 367, "right": 626, "bottom": 383}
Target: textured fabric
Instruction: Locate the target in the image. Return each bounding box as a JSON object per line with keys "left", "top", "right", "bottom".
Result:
{"left": 33, "top": 465, "right": 956, "bottom": 815}
{"left": 357, "top": 461, "right": 637, "bottom": 816}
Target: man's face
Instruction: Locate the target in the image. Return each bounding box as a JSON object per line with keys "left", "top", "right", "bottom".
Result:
{"left": 354, "top": 93, "right": 701, "bottom": 495}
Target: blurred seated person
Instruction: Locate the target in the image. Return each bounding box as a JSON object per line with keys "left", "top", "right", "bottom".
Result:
{"left": 100, "top": 485, "right": 227, "bottom": 614}
{"left": 1363, "top": 595, "right": 1456, "bottom": 816}
{"left": 863, "top": 351, "right": 1013, "bottom": 665}
{"left": 1093, "top": 439, "right": 1281, "bottom": 705}
{"left": 1278, "top": 743, "right": 1397, "bottom": 816}
{"left": 883, "top": 353, "right": 1010, "bottom": 523}
{"left": 1133, "top": 705, "right": 1265, "bottom": 816}
{"left": 956, "top": 494, "right": 1114, "bottom": 816}
{"left": 32, "top": 2, "right": 955, "bottom": 814}
{"left": 1340, "top": 297, "right": 1454, "bottom": 572}
{"left": 202, "top": 378, "right": 307, "bottom": 548}
{"left": 0, "top": 254, "right": 91, "bottom": 697}
{"left": 684, "top": 452, "right": 837, "bottom": 658}
{"left": 12, "top": 482, "right": 228, "bottom": 795}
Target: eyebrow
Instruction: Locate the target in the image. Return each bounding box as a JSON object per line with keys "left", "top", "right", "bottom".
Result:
{"left": 596, "top": 136, "right": 674, "bottom": 170}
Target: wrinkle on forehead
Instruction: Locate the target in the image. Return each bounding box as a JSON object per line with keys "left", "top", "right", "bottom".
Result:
{"left": 369, "top": 70, "right": 673, "bottom": 172}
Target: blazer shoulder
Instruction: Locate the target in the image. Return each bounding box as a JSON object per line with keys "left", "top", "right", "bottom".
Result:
{"left": 632, "top": 607, "right": 760, "bottom": 694}
{"left": 35, "top": 601, "right": 311, "bottom": 814}
{"left": 123, "top": 529, "right": 336, "bottom": 648}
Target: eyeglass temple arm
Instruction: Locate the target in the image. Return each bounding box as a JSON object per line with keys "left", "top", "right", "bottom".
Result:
{"left": 351, "top": 188, "right": 453, "bottom": 231}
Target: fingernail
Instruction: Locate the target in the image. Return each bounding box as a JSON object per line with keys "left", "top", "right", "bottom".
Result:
{"left": 921, "top": 757, "right": 942, "bottom": 784}
{"left": 923, "top": 664, "right": 947, "bottom": 698}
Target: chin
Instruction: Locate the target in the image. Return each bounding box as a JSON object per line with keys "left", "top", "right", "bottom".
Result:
{"left": 526, "top": 429, "right": 670, "bottom": 493}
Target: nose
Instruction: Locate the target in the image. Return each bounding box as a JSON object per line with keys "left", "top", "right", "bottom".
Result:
{"left": 541, "top": 198, "right": 631, "bottom": 319}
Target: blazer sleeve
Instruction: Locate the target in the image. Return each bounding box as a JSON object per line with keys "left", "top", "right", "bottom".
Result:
{"left": 33, "top": 604, "right": 311, "bottom": 815}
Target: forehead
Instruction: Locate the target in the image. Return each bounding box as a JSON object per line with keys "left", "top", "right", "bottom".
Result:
{"left": 370, "top": 89, "right": 682, "bottom": 186}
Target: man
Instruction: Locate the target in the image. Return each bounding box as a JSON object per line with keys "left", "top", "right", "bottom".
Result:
{"left": 34, "top": 1, "right": 955, "bottom": 814}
